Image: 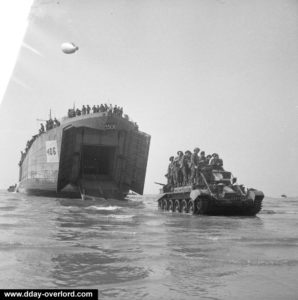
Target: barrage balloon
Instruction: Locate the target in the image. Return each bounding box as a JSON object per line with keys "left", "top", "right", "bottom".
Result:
{"left": 61, "top": 42, "right": 79, "bottom": 54}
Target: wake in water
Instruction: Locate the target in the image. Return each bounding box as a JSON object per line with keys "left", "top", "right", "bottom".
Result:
{"left": 84, "top": 205, "right": 122, "bottom": 211}
{"left": 83, "top": 206, "right": 136, "bottom": 220}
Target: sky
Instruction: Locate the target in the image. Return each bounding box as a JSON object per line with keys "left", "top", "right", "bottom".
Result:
{"left": 0, "top": 0, "right": 297, "bottom": 197}
{"left": 0, "top": 1, "right": 33, "bottom": 103}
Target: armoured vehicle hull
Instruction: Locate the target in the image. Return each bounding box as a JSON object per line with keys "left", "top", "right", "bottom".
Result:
{"left": 157, "top": 168, "right": 264, "bottom": 216}
{"left": 18, "top": 112, "right": 150, "bottom": 199}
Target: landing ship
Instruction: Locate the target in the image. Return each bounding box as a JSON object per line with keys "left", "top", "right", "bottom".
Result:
{"left": 17, "top": 109, "right": 150, "bottom": 199}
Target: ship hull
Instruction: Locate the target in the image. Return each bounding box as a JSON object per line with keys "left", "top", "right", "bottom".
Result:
{"left": 17, "top": 179, "right": 80, "bottom": 198}
{"left": 18, "top": 112, "right": 150, "bottom": 199}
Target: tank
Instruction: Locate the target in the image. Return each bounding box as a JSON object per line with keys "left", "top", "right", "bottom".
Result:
{"left": 17, "top": 109, "right": 150, "bottom": 200}
{"left": 157, "top": 166, "right": 264, "bottom": 216}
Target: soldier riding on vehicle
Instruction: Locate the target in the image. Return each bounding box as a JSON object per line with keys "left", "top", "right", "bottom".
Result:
{"left": 174, "top": 151, "right": 184, "bottom": 187}
{"left": 166, "top": 156, "right": 175, "bottom": 186}
{"left": 183, "top": 150, "right": 192, "bottom": 185}
{"left": 158, "top": 146, "right": 264, "bottom": 216}
{"left": 190, "top": 147, "right": 200, "bottom": 184}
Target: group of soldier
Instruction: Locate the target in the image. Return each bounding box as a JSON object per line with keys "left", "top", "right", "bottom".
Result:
{"left": 39, "top": 118, "right": 60, "bottom": 134}
{"left": 166, "top": 148, "right": 224, "bottom": 187}
{"left": 66, "top": 103, "right": 140, "bottom": 130}
{"left": 19, "top": 136, "right": 37, "bottom": 166}
{"left": 67, "top": 104, "right": 124, "bottom": 118}
{"left": 19, "top": 117, "right": 61, "bottom": 166}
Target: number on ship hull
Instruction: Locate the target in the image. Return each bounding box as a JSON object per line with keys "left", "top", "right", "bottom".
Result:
{"left": 104, "top": 123, "right": 116, "bottom": 129}
{"left": 47, "top": 147, "right": 56, "bottom": 156}
{"left": 46, "top": 140, "right": 59, "bottom": 163}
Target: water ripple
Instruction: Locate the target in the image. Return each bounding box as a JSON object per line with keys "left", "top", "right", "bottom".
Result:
{"left": 0, "top": 191, "right": 298, "bottom": 299}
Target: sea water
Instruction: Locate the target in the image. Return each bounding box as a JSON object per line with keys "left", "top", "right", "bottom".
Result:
{"left": 0, "top": 190, "right": 297, "bottom": 299}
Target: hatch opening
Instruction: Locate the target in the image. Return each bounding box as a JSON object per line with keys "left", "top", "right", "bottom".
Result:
{"left": 81, "top": 145, "right": 115, "bottom": 177}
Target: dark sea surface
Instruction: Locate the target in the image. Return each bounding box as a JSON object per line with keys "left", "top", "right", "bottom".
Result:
{"left": 0, "top": 190, "right": 298, "bottom": 299}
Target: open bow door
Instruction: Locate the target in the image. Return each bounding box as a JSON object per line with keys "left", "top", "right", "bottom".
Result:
{"left": 125, "top": 130, "right": 151, "bottom": 195}
{"left": 57, "top": 126, "right": 83, "bottom": 192}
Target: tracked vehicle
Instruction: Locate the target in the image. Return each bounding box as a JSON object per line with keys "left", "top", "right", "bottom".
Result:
{"left": 157, "top": 167, "right": 264, "bottom": 216}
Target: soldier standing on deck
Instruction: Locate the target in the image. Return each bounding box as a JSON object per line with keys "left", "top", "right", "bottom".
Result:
{"left": 76, "top": 108, "right": 81, "bottom": 116}
{"left": 39, "top": 123, "right": 45, "bottom": 134}
{"left": 48, "top": 118, "right": 54, "bottom": 130}
{"left": 86, "top": 105, "right": 91, "bottom": 114}
{"left": 54, "top": 118, "right": 60, "bottom": 127}
{"left": 99, "top": 104, "right": 105, "bottom": 112}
